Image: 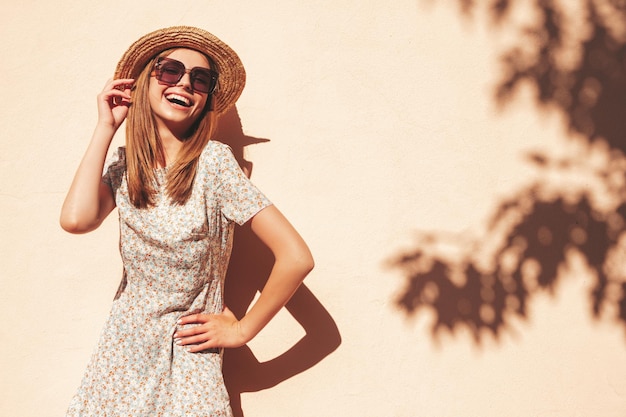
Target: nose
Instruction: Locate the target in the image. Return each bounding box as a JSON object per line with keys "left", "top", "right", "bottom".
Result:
{"left": 177, "top": 71, "right": 193, "bottom": 91}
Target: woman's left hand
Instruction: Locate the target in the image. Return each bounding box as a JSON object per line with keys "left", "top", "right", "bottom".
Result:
{"left": 174, "top": 307, "right": 248, "bottom": 352}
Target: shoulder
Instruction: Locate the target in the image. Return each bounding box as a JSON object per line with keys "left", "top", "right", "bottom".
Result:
{"left": 103, "top": 146, "right": 127, "bottom": 188}
{"left": 199, "top": 140, "right": 237, "bottom": 168}
{"left": 201, "top": 140, "right": 234, "bottom": 158}
{"left": 114, "top": 146, "right": 127, "bottom": 162}
{"left": 105, "top": 146, "right": 127, "bottom": 171}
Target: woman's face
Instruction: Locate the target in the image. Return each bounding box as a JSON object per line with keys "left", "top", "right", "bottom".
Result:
{"left": 148, "top": 48, "right": 212, "bottom": 137}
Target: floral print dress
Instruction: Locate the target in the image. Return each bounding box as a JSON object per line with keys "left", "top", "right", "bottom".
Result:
{"left": 66, "top": 141, "right": 272, "bottom": 417}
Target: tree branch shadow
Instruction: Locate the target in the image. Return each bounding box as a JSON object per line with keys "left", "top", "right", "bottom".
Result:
{"left": 215, "top": 107, "right": 341, "bottom": 416}
{"left": 392, "top": 0, "right": 626, "bottom": 344}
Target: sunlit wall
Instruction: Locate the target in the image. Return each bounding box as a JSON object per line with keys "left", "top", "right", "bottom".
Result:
{"left": 2, "top": 1, "right": 626, "bottom": 416}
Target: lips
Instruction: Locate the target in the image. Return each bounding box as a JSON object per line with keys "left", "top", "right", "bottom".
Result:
{"left": 165, "top": 93, "right": 193, "bottom": 107}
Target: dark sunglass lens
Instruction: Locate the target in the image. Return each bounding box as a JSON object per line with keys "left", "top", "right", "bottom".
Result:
{"left": 190, "top": 69, "right": 217, "bottom": 94}
{"left": 157, "top": 59, "right": 185, "bottom": 84}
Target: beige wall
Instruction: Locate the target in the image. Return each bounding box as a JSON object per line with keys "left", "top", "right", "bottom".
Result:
{"left": 2, "top": 1, "right": 626, "bottom": 416}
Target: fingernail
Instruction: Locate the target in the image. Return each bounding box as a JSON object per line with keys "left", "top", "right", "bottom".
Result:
{"left": 174, "top": 338, "right": 182, "bottom": 345}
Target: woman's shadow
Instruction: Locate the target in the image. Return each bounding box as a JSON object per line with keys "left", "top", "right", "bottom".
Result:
{"left": 214, "top": 107, "right": 342, "bottom": 417}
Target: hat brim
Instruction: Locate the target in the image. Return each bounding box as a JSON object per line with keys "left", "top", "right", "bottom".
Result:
{"left": 114, "top": 26, "right": 245, "bottom": 115}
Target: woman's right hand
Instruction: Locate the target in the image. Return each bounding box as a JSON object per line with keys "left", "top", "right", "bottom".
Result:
{"left": 97, "top": 78, "right": 134, "bottom": 130}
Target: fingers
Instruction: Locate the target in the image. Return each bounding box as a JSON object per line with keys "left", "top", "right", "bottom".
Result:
{"left": 112, "top": 79, "right": 134, "bottom": 105}
{"left": 175, "top": 332, "right": 211, "bottom": 351}
{"left": 177, "top": 313, "right": 205, "bottom": 326}
{"left": 176, "top": 337, "right": 215, "bottom": 353}
{"left": 174, "top": 313, "right": 211, "bottom": 340}
{"left": 174, "top": 314, "right": 215, "bottom": 352}
{"left": 96, "top": 78, "right": 134, "bottom": 128}
{"left": 185, "top": 341, "right": 216, "bottom": 353}
{"left": 174, "top": 310, "right": 243, "bottom": 351}
{"left": 103, "top": 78, "right": 135, "bottom": 91}
{"left": 102, "top": 79, "right": 134, "bottom": 106}
{"left": 111, "top": 78, "right": 135, "bottom": 90}
{"left": 175, "top": 321, "right": 208, "bottom": 338}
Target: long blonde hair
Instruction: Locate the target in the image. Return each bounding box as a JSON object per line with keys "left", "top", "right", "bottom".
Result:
{"left": 125, "top": 49, "right": 217, "bottom": 208}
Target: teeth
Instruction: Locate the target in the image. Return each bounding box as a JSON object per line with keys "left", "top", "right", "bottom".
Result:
{"left": 166, "top": 94, "right": 191, "bottom": 106}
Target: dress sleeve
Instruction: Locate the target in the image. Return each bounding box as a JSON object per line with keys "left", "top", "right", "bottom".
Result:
{"left": 216, "top": 144, "right": 272, "bottom": 225}
{"left": 102, "top": 146, "right": 126, "bottom": 196}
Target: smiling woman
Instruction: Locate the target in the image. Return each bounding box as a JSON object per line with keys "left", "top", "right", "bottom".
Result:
{"left": 148, "top": 50, "right": 212, "bottom": 143}
{"left": 59, "top": 26, "right": 314, "bottom": 417}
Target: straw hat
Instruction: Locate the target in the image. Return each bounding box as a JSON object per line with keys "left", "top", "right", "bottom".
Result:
{"left": 114, "top": 26, "right": 246, "bottom": 115}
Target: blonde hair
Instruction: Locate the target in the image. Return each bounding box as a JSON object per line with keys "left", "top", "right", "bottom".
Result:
{"left": 125, "top": 49, "right": 217, "bottom": 208}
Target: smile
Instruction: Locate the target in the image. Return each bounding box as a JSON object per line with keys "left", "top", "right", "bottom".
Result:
{"left": 165, "top": 93, "right": 193, "bottom": 107}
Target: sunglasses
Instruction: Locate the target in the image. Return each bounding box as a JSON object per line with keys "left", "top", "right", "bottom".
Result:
{"left": 154, "top": 57, "right": 218, "bottom": 94}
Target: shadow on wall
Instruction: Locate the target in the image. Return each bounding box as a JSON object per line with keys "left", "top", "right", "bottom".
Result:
{"left": 215, "top": 107, "right": 342, "bottom": 417}
{"left": 390, "top": 0, "right": 626, "bottom": 344}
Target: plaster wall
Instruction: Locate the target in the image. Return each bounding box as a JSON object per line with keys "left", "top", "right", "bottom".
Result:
{"left": 1, "top": 1, "right": 625, "bottom": 416}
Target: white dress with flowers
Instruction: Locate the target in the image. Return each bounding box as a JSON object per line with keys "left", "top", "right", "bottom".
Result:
{"left": 66, "top": 141, "right": 271, "bottom": 417}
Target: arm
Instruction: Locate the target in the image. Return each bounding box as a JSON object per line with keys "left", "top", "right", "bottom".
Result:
{"left": 176, "top": 205, "right": 314, "bottom": 350}
{"left": 60, "top": 79, "right": 133, "bottom": 234}
{"left": 240, "top": 205, "right": 315, "bottom": 339}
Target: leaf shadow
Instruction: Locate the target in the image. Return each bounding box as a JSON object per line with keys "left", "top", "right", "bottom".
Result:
{"left": 392, "top": 0, "right": 626, "bottom": 344}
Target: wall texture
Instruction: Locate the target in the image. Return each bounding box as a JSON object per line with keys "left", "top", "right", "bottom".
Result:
{"left": 2, "top": 1, "right": 626, "bottom": 416}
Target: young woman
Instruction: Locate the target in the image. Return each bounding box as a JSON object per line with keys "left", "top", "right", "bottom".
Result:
{"left": 60, "top": 26, "right": 314, "bottom": 416}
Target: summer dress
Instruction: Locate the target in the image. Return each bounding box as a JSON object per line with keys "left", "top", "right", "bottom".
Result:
{"left": 66, "top": 141, "right": 271, "bottom": 417}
